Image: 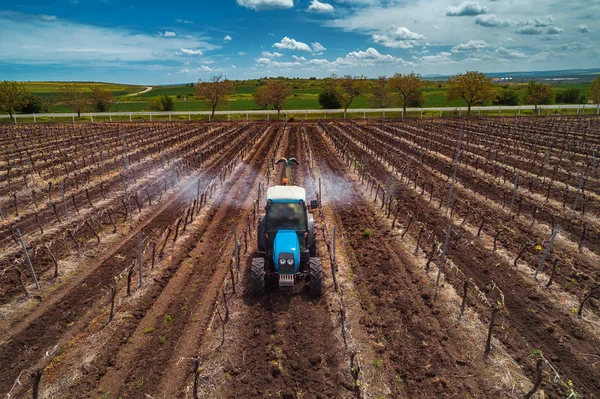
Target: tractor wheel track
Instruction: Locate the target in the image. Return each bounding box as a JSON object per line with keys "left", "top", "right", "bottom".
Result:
{"left": 92, "top": 123, "right": 274, "bottom": 398}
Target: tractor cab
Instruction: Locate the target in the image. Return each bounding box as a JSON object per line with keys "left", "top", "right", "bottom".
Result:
{"left": 253, "top": 185, "right": 322, "bottom": 296}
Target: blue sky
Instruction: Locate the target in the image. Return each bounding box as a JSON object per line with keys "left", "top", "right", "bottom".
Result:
{"left": 0, "top": 0, "right": 598, "bottom": 84}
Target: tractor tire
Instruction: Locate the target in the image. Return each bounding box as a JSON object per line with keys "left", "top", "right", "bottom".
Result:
{"left": 251, "top": 258, "right": 265, "bottom": 296}
{"left": 309, "top": 257, "right": 322, "bottom": 297}
{"left": 309, "top": 242, "right": 317, "bottom": 257}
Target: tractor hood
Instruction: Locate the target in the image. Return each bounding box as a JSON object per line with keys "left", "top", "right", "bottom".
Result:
{"left": 273, "top": 229, "right": 300, "bottom": 274}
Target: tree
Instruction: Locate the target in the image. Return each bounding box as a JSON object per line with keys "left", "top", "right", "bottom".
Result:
{"left": 525, "top": 81, "right": 553, "bottom": 111}
{"left": 335, "top": 75, "right": 368, "bottom": 118}
{"left": 406, "top": 91, "right": 426, "bottom": 107}
{"left": 60, "top": 83, "right": 89, "bottom": 118}
{"left": 149, "top": 95, "right": 174, "bottom": 111}
{"left": 446, "top": 71, "right": 495, "bottom": 116}
{"left": 0, "top": 81, "right": 27, "bottom": 122}
{"left": 252, "top": 80, "right": 292, "bottom": 118}
{"left": 196, "top": 74, "right": 235, "bottom": 118}
{"left": 253, "top": 85, "right": 271, "bottom": 110}
{"left": 16, "top": 94, "right": 42, "bottom": 114}
{"left": 494, "top": 87, "right": 520, "bottom": 106}
{"left": 40, "top": 95, "right": 58, "bottom": 113}
{"left": 369, "top": 76, "right": 392, "bottom": 108}
{"left": 89, "top": 88, "right": 114, "bottom": 112}
{"left": 555, "top": 88, "right": 583, "bottom": 104}
{"left": 589, "top": 76, "right": 600, "bottom": 104}
{"left": 388, "top": 72, "right": 425, "bottom": 115}
{"left": 318, "top": 90, "right": 341, "bottom": 109}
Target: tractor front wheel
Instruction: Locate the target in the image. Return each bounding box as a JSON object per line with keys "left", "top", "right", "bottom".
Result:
{"left": 251, "top": 258, "right": 265, "bottom": 296}
{"left": 309, "top": 257, "right": 322, "bottom": 297}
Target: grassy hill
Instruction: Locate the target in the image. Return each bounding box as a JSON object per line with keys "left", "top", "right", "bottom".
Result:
{"left": 12, "top": 79, "right": 595, "bottom": 113}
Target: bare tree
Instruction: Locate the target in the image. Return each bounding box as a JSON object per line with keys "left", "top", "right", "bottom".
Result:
{"left": 0, "top": 80, "right": 27, "bottom": 122}
{"left": 335, "top": 75, "right": 368, "bottom": 118}
{"left": 196, "top": 74, "right": 235, "bottom": 118}
{"left": 388, "top": 72, "right": 425, "bottom": 115}
{"left": 60, "top": 83, "right": 89, "bottom": 118}
{"left": 252, "top": 80, "right": 292, "bottom": 119}
{"left": 446, "top": 71, "right": 496, "bottom": 116}
{"left": 369, "top": 76, "right": 392, "bottom": 108}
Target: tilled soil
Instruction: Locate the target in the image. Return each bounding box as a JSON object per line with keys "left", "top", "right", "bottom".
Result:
{"left": 308, "top": 126, "right": 497, "bottom": 398}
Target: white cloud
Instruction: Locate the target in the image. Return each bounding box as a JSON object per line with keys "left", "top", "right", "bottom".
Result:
{"left": 546, "top": 26, "right": 563, "bottom": 35}
{"left": 180, "top": 65, "right": 213, "bottom": 74}
{"left": 238, "top": 52, "right": 247, "bottom": 55}
{"left": 312, "top": 42, "right": 326, "bottom": 53}
{"left": 177, "top": 48, "right": 204, "bottom": 55}
{"left": 273, "top": 36, "right": 312, "bottom": 52}
{"left": 236, "top": 0, "right": 294, "bottom": 11}
{"left": 175, "top": 19, "right": 192, "bottom": 24}
{"left": 262, "top": 51, "right": 283, "bottom": 58}
{"left": 494, "top": 47, "right": 526, "bottom": 58}
{"left": 307, "top": 0, "right": 334, "bottom": 13}
{"left": 417, "top": 52, "right": 453, "bottom": 63}
{"left": 516, "top": 26, "right": 543, "bottom": 35}
{"left": 451, "top": 39, "right": 487, "bottom": 52}
{"left": 576, "top": 24, "right": 590, "bottom": 33}
{"left": 40, "top": 14, "right": 56, "bottom": 21}
{"left": 163, "top": 31, "right": 176, "bottom": 37}
{"left": 372, "top": 26, "right": 424, "bottom": 49}
{"left": 224, "top": 35, "right": 232, "bottom": 41}
{"left": 257, "top": 47, "right": 413, "bottom": 71}
{"left": 256, "top": 57, "right": 303, "bottom": 68}
{"left": 475, "top": 14, "right": 511, "bottom": 28}
{"left": 446, "top": 2, "right": 487, "bottom": 17}
{"left": 0, "top": 12, "right": 218, "bottom": 65}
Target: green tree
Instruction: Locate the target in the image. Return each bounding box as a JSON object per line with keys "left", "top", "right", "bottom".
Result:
{"left": 89, "top": 88, "right": 114, "bottom": 112}
{"left": 196, "top": 74, "right": 235, "bottom": 118}
{"left": 494, "top": 87, "right": 520, "bottom": 106}
{"left": 318, "top": 90, "right": 341, "bottom": 109}
{"left": 150, "top": 95, "right": 175, "bottom": 111}
{"left": 556, "top": 88, "right": 583, "bottom": 104}
{"left": 589, "top": 76, "right": 600, "bottom": 104}
{"left": 16, "top": 94, "right": 42, "bottom": 114}
{"left": 446, "top": 71, "right": 495, "bottom": 116}
{"left": 0, "top": 81, "right": 27, "bottom": 122}
{"left": 526, "top": 81, "right": 553, "bottom": 111}
{"left": 388, "top": 72, "right": 425, "bottom": 115}
{"left": 369, "top": 76, "right": 392, "bottom": 108}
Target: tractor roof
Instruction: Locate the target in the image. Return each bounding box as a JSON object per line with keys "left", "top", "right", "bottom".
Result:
{"left": 267, "top": 186, "right": 306, "bottom": 203}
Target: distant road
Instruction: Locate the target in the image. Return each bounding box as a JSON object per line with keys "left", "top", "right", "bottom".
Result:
{"left": 124, "top": 86, "right": 153, "bottom": 97}
{"left": 1, "top": 104, "right": 598, "bottom": 121}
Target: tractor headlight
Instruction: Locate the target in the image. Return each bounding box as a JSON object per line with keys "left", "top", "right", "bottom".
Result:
{"left": 286, "top": 258, "right": 294, "bottom": 265}
{"left": 279, "top": 258, "right": 286, "bottom": 265}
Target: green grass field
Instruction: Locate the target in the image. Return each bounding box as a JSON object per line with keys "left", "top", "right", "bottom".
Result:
{"left": 23, "top": 81, "right": 144, "bottom": 99}
{"left": 8, "top": 79, "right": 596, "bottom": 114}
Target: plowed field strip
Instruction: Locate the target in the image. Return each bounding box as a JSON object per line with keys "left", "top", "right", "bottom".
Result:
{"left": 308, "top": 125, "right": 497, "bottom": 398}
{"left": 218, "top": 125, "right": 348, "bottom": 399}
{"left": 93, "top": 124, "right": 278, "bottom": 398}
{"left": 322, "top": 123, "right": 600, "bottom": 397}
{"left": 0, "top": 125, "right": 257, "bottom": 394}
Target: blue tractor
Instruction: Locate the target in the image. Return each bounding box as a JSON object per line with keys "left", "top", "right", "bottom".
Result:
{"left": 252, "top": 184, "right": 322, "bottom": 296}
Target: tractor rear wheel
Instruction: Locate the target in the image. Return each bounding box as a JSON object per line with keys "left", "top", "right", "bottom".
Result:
{"left": 251, "top": 258, "right": 265, "bottom": 296}
{"left": 309, "top": 257, "right": 322, "bottom": 297}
